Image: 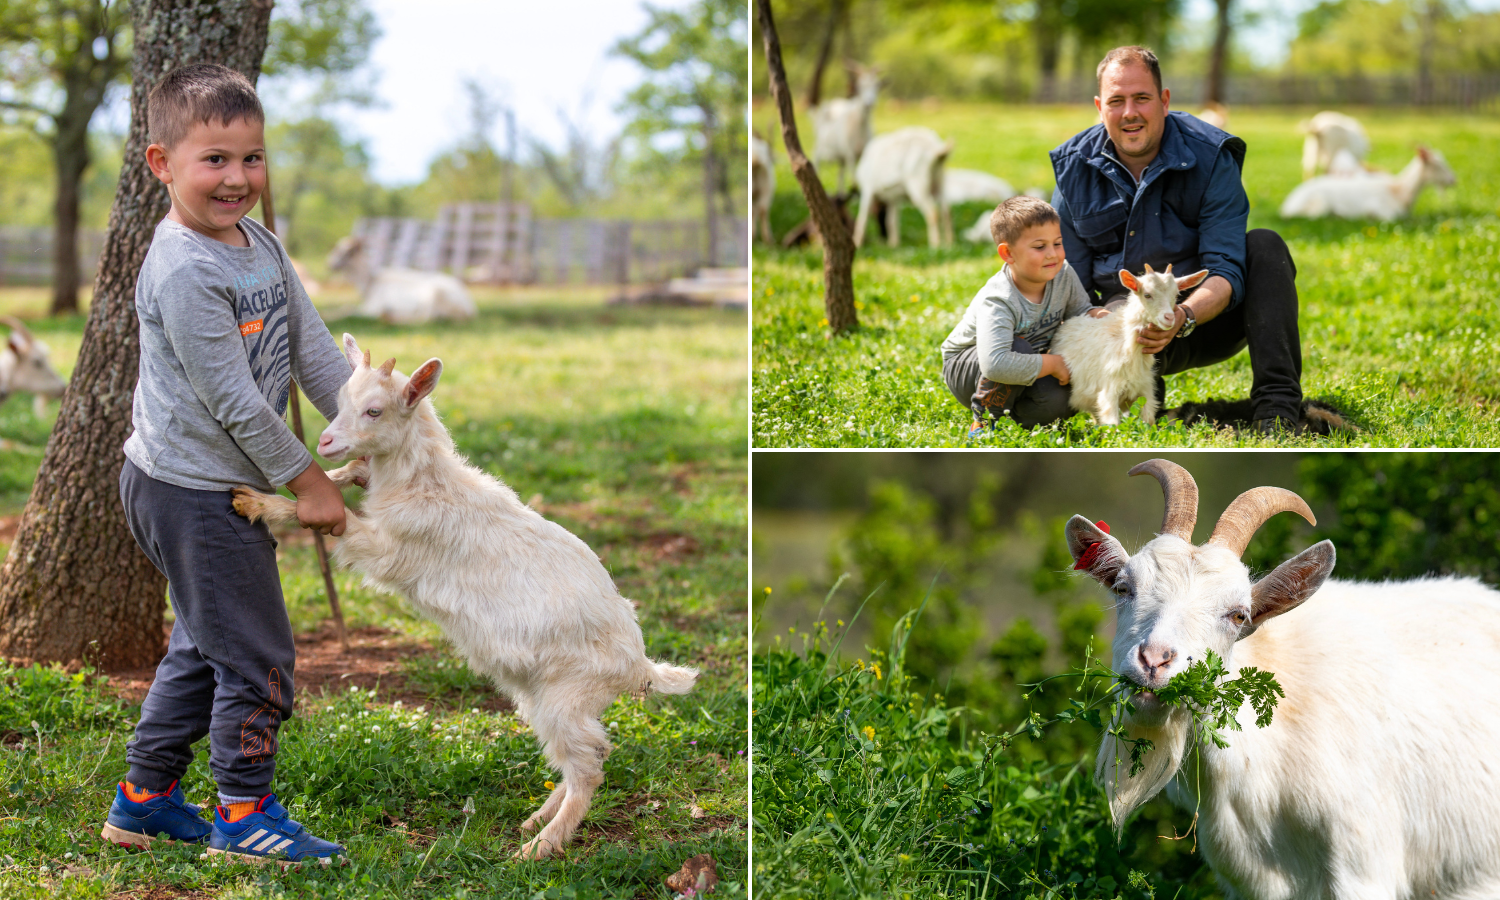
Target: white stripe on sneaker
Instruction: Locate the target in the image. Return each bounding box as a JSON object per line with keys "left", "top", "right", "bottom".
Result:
{"left": 270, "top": 838, "right": 294, "bottom": 854}
{"left": 238, "top": 828, "right": 269, "bottom": 848}
{"left": 253, "top": 833, "right": 284, "bottom": 852}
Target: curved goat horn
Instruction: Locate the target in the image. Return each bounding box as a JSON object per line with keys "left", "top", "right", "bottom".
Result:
{"left": 0, "top": 315, "right": 33, "bottom": 343}
{"left": 1128, "top": 458, "right": 1198, "bottom": 541}
{"left": 1208, "top": 487, "right": 1316, "bottom": 557}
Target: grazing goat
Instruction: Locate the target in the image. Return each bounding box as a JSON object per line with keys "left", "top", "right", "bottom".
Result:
{"left": 326, "top": 236, "right": 478, "bottom": 325}
{"left": 941, "top": 168, "right": 1016, "bottom": 207}
{"left": 852, "top": 127, "right": 954, "bottom": 249}
{"left": 1299, "top": 111, "right": 1370, "bottom": 180}
{"left": 1279, "top": 146, "right": 1456, "bottom": 222}
{"left": 810, "top": 63, "right": 880, "bottom": 196}
{"left": 1071, "top": 458, "right": 1500, "bottom": 900}
{"left": 231, "top": 336, "right": 698, "bottom": 859}
{"left": 1050, "top": 264, "right": 1207, "bottom": 425}
{"left": 0, "top": 316, "right": 67, "bottom": 417}
{"left": 752, "top": 133, "right": 776, "bottom": 244}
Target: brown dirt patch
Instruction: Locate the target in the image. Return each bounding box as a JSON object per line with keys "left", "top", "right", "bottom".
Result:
{"left": 109, "top": 888, "right": 216, "bottom": 900}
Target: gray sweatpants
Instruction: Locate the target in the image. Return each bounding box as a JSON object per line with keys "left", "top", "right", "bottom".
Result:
{"left": 119, "top": 458, "right": 295, "bottom": 798}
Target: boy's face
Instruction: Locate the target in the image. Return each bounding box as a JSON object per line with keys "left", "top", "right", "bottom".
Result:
{"left": 145, "top": 116, "right": 266, "bottom": 244}
{"left": 998, "top": 222, "right": 1065, "bottom": 285}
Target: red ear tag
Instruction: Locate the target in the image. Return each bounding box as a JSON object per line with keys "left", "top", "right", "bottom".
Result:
{"left": 1075, "top": 542, "right": 1102, "bottom": 571}
{"left": 1096, "top": 521, "right": 1109, "bottom": 534}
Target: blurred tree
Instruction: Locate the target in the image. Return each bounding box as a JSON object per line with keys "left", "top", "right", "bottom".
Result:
{"left": 1205, "top": 0, "right": 1234, "bottom": 104}
{"left": 1286, "top": 0, "right": 1500, "bottom": 75}
{"left": 803, "top": 0, "right": 848, "bottom": 107}
{"left": 0, "top": 0, "right": 272, "bottom": 669}
{"left": 615, "top": 0, "right": 746, "bottom": 264}
{"left": 527, "top": 104, "right": 622, "bottom": 212}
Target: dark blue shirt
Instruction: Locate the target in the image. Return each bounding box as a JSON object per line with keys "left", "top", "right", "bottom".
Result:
{"left": 1050, "top": 111, "right": 1249, "bottom": 308}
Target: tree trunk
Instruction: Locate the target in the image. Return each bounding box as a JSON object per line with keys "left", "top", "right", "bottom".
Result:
{"left": 757, "top": 0, "right": 857, "bottom": 334}
{"left": 804, "top": 0, "right": 846, "bottom": 108}
{"left": 0, "top": 0, "right": 273, "bottom": 669}
{"left": 1034, "top": 4, "right": 1063, "bottom": 103}
{"left": 50, "top": 134, "right": 86, "bottom": 317}
{"left": 700, "top": 99, "right": 719, "bottom": 268}
{"left": 1205, "top": 0, "right": 1234, "bottom": 106}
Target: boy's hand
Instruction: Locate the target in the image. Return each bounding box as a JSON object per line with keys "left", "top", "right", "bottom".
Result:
{"left": 1040, "top": 353, "right": 1071, "bottom": 386}
{"left": 285, "top": 460, "right": 348, "bottom": 536}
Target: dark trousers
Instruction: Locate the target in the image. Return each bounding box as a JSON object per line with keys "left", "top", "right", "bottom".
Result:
{"left": 941, "top": 337, "right": 1073, "bottom": 429}
{"left": 1149, "top": 229, "right": 1303, "bottom": 421}
{"left": 118, "top": 458, "right": 295, "bottom": 798}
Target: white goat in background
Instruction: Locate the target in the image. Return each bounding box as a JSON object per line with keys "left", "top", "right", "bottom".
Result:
{"left": 0, "top": 316, "right": 67, "bottom": 417}
{"left": 1072, "top": 458, "right": 1500, "bottom": 900}
{"left": 941, "top": 168, "right": 1017, "bottom": 207}
{"left": 752, "top": 133, "right": 776, "bottom": 244}
{"left": 1050, "top": 265, "right": 1207, "bottom": 425}
{"left": 1280, "top": 145, "right": 1456, "bottom": 221}
{"left": 1299, "top": 110, "right": 1370, "bottom": 180}
{"left": 810, "top": 63, "right": 880, "bottom": 196}
{"left": 231, "top": 335, "right": 697, "bottom": 859}
{"left": 852, "top": 127, "right": 953, "bottom": 249}
{"left": 326, "top": 235, "right": 478, "bottom": 325}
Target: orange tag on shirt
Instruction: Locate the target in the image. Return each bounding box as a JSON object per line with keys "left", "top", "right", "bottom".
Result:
{"left": 240, "top": 319, "right": 263, "bottom": 336}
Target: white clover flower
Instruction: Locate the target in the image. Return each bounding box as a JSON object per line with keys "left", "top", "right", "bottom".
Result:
{"left": 372, "top": 725, "right": 381, "bottom": 732}
{"left": 364, "top": 738, "right": 371, "bottom": 744}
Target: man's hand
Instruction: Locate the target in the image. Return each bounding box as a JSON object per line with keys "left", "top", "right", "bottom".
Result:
{"left": 285, "top": 460, "right": 347, "bottom": 536}
{"left": 1040, "top": 353, "right": 1072, "bottom": 386}
{"left": 1137, "top": 306, "right": 1185, "bottom": 354}
{"left": 1085, "top": 307, "right": 1111, "bottom": 319}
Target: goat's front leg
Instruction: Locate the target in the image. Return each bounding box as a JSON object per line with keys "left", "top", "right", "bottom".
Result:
{"left": 520, "top": 782, "right": 569, "bottom": 834}
{"left": 1139, "top": 392, "right": 1159, "bottom": 426}
{"left": 231, "top": 487, "right": 299, "bottom": 527}
{"left": 1095, "top": 391, "right": 1121, "bottom": 426}
{"left": 326, "top": 456, "right": 369, "bottom": 489}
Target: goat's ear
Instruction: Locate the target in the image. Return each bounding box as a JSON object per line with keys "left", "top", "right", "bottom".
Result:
{"left": 1066, "top": 515, "right": 1130, "bottom": 588}
{"left": 1119, "top": 269, "right": 1139, "bottom": 292}
{"left": 1175, "top": 269, "right": 1211, "bottom": 292}
{"left": 7, "top": 333, "right": 25, "bottom": 356}
{"left": 402, "top": 358, "right": 443, "bottom": 408}
{"left": 1250, "top": 540, "right": 1335, "bottom": 627}
{"left": 1417, "top": 145, "right": 1431, "bottom": 162}
{"left": 343, "top": 334, "right": 364, "bottom": 371}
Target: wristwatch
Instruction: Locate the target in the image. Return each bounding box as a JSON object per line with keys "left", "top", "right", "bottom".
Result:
{"left": 1176, "top": 305, "right": 1198, "bottom": 339}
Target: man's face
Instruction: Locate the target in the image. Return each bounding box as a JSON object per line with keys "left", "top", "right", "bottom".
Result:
{"left": 146, "top": 116, "right": 266, "bottom": 245}
{"left": 1095, "top": 62, "right": 1170, "bottom": 167}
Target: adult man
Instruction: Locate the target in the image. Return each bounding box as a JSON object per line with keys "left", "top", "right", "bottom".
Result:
{"left": 1050, "top": 46, "right": 1304, "bottom": 432}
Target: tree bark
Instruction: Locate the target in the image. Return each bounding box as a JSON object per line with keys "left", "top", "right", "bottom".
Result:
{"left": 756, "top": 0, "right": 857, "bottom": 334}
{"left": 803, "top": 0, "right": 846, "bottom": 109}
{"left": 0, "top": 0, "right": 274, "bottom": 669}
{"left": 1205, "top": 0, "right": 1234, "bottom": 106}
{"left": 700, "top": 98, "right": 719, "bottom": 267}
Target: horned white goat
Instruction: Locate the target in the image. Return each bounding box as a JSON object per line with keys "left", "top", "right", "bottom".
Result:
{"left": 1070, "top": 458, "right": 1500, "bottom": 900}
{"left": 810, "top": 63, "right": 881, "bottom": 196}
{"left": 1050, "top": 264, "right": 1207, "bottom": 425}
{"left": 231, "top": 336, "right": 697, "bottom": 859}
{"left": 852, "top": 127, "right": 953, "bottom": 249}
{"left": 1279, "top": 146, "right": 1456, "bottom": 222}
{"left": 1299, "top": 110, "right": 1370, "bottom": 180}
{"left": 326, "top": 235, "right": 478, "bottom": 325}
{"left": 752, "top": 133, "right": 776, "bottom": 244}
{"left": 0, "top": 316, "right": 67, "bottom": 417}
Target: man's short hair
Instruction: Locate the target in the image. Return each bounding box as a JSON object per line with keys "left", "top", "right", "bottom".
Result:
{"left": 1096, "top": 46, "right": 1163, "bottom": 95}
{"left": 990, "top": 195, "right": 1059, "bottom": 247}
{"left": 148, "top": 63, "right": 263, "bottom": 150}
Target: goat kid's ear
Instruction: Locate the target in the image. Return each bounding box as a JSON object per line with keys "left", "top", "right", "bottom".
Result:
{"left": 343, "top": 334, "right": 364, "bottom": 371}
{"left": 1065, "top": 515, "right": 1130, "bottom": 588}
{"left": 401, "top": 358, "right": 443, "bottom": 408}
{"left": 1119, "top": 269, "right": 1139, "bottom": 292}
{"left": 1248, "top": 540, "right": 1335, "bottom": 631}
{"left": 1175, "top": 269, "right": 1211, "bottom": 292}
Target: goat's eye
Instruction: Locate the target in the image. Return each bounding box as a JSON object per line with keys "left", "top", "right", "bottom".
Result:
{"left": 1112, "top": 582, "right": 1130, "bottom": 596}
{"left": 365, "top": 408, "right": 382, "bottom": 418}
{"left": 1229, "top": 611, "right": 1249, "bottom": 627}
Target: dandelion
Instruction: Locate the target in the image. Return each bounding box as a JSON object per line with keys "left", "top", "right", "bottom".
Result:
{"left": 871, "top": 662, "right": 882, "bottom": 680}
{"left": 544, "top": 781, "right": 556, "bottom": 790}
{"left": 861, "top": 725, "right": 875, "bottom": 741}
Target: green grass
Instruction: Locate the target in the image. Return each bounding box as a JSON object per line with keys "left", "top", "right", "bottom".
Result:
{"left": 0, "top": 284, "right": 748, "bottom": 898}
{"left": 752, "top": 104, "right": 1500, "bottom": 447}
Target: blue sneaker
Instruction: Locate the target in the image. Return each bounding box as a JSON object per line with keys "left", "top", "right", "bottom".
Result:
{"left": 100, "top": 780, "right": 212, "bottom": 848}
{"left": 208, "top": 794, "right": 343, "bottom": 865}
{"left": 967, "top": 418, "right": 992, "bottom": 440}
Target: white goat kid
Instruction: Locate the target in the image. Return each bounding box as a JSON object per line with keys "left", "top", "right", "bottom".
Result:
{"left": 231, "top": 336, "right": 697, "bottom": 859}
{"left": 751, "top": 133, "right": 776, "bottom": 244}
{"left": 1072, "top": 458, "right": 1500, "bottom": 900}
{"left": 1299, "top": 110, "right": 1370, "bottom": 180}
{"left": 941, "top": 168, "right": 1016, "bottom": 207}
{"left": 0, "top": 316, "right": 67, "bottom": 417}
{"left": 326, "top": 236, "right": 478, "bottom": 325}
{"left": 852, "top": 127, "right": 954, "bottom": 249}
{"left": 810, "top": 63, "right": 880, "bottom": 196}
{"left": 1050, "top": 265, "right": 1208, "bottom": 425}
{"left": 1279, "top": 146, "right": 1456, "bottom": 222}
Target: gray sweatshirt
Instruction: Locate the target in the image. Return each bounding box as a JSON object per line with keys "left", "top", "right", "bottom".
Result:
{"left": 940, "top": 261, "right": 1094, "bottom": 385}
{"left": 124, "top": 217, "right": 349, "bottom": 492}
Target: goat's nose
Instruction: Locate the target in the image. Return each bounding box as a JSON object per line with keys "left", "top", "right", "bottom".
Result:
{"left": 1137, "top": 642, "right": 1176, "bottom": 673}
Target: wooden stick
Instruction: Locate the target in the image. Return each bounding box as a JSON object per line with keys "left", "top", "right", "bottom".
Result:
{"left": 260, "top": 168, "right": 350, "bottom": 653}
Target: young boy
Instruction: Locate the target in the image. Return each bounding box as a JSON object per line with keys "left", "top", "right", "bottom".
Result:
{"left": 940, "top": 195, "right": 1106, "bottom": 436}
{"left": 99, "top": 64, "right": 351, "bottom": 864}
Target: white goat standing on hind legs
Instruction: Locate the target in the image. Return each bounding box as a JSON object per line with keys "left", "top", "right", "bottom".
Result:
{"left": 1073, "top": 458, "right": 1500, "bottom": 900}
{"left": 1049, "top": 264, "right": 1208, "bottom": 425}
{"left": 230, "top": 335, "right": 697, "bottom": 859}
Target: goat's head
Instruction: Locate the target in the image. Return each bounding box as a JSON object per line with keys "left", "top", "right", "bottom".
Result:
{"left": 1415, "top": 146, "right": 1457, "bottom": 189}
{"left": 1119, "top": 264, "right": 1209, "bottom": 331}
{"left": 0, "top": 316, "right": 67, "bottom": 401}
{"left": 845, "top": 61, "right": 882, "bottom": 101}
{"left": 318, "top": 333, "right": 442, "bottom": 460}
{"left": 1069, "top": 459, "right": 1335, "bottom": 727}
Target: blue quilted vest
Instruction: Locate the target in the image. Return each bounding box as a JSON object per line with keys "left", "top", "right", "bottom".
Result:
{"left": 1050, "top": 111, "right": 1246, "bottom": 301}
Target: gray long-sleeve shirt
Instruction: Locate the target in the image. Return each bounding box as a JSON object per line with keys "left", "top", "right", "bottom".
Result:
{"left": 124, "top": 217, "right": 349, "bottom": 492}
{"left": 940, "top": 260, "right": 1094, "bottom": 385}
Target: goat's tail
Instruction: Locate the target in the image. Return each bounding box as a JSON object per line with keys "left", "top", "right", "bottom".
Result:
{"left": 642, "top": 658, "right": 698, "bottom": 695}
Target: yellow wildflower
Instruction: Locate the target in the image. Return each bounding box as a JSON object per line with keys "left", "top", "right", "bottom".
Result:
{"left": 862, "top": 725, "right": 875, "bottom": 741}
{"left": 544, "top": 781, "right": 556, "bottom": 789}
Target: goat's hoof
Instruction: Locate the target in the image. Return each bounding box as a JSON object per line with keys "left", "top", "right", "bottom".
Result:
{"left": 231, "top": 487, "right": 264, "bottom": 521}
{"left": 519, "top": 816, "right": 541, "bottom": 834}
{"left": 514, "top": 836, "right": 556, "bottom": 860}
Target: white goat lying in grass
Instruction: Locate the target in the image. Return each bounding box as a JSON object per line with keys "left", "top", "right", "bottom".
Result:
{"left": 852, "top": 126, "right": 953, "bottom": 249}
{"left": 232, "top": 336, "right": 697, "bottom": 859}
{"left": 1073, "top": 458, "right": 1500, "bottom": 900}
{"left": 1299, "top": 110, "right": 1370, "bottom": 180}
{"left": 0, "top": 316, "right": 67, "bottom": 418}
{"left": 1280, "top": 146, "right": 1456, "bottom": 222}
{"left": 1050, "top": 264, "right": 1207, "bottom": 425}
{"left": 326, "top": 236, "right": 478, "bottom": 325}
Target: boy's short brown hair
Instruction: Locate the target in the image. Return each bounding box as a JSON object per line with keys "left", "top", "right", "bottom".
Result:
{"left": 148, "top": 63, "right": 264, "bottom": 150}
{"left": 989, "top": 195, "right": 1060, "bottom": 247}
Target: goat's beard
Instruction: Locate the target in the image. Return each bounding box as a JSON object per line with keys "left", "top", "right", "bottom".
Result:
{"left": 1095, "top": 704, "right": 1193, "bottom": 833}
